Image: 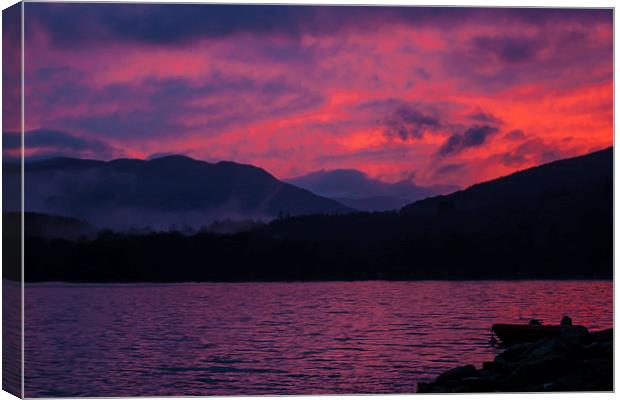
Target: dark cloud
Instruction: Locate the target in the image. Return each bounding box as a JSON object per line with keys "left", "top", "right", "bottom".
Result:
{"left": 504, "top": 129, "right": 526, "bottom": 141}
{"left": 26, "top": 4, "right": 466, "bottom": 47}
{"left": 6, "top": 129, "right": 121, "bottom": 160}
{"left": 3, "top": 131, "right": 21, "bottom": 151}
{"left": 415, "top": 68, "right": 431, "bottom": 80}
{"left": 27, "top": 4, "right": 611, "bottom": 48}
{"left": 148, "top": 152, "right": 183, "bottom": 160}
{"left": 316, "top": 144, "right": 412, "bottom": 164}
{"left": 383, "top": 107, "right": 440, "bottom": 141}
{"left": 438, "top": 125, "right": 499, "bottom": 156}
{"left": 471, "top": 35, "right": 542, "bottom": 63}
{"left": 440, "top": 12, "right": 611, "bottom": 95}
{"left": 3, "top": 3, "right": 22, "bottom": 131}
{"left": 499, "top": 139, "right": 562, "bottom": 166}
{"left": 435, "top": 163, "right": 464, "bottom": 176}
{"left": 32, "top": 73, "right": 325, "bottom": 140}
{"left": 468, "top": 111, "right": 502, "bottom": 124}
{"left": 504, "top": 8, "right": 612, "bottom": 26}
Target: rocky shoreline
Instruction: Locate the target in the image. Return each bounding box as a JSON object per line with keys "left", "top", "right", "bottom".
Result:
{"left": 417, "top": 328, "right": 613, "bottom": 392}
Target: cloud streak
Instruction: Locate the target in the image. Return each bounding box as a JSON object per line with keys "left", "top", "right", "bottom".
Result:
{"left": 383, "top": 107, "right": 440, "bottom": 141}
{"left": 438, "top": 125, "right": 500, "bottom": 156}
{"left": 6, "top": 129, "right": 121, "bottom": 160}
{"left": 26, "top": 5, "right": 612, "bottom": 46}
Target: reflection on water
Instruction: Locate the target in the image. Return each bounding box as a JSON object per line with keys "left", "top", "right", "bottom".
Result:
{"left": 3, "top": 280, "right": 22, "bottom": 397}
{"left": 25, "top": 280, "right": 612, "bottom": 397}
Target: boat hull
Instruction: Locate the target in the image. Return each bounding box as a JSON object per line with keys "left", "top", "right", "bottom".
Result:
{"left": 492, "top": 324, "right": 588, "bottom": 346}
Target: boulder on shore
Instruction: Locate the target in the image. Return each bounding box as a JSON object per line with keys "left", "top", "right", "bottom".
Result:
{"left": 417, "top": 328, "right": 613, "bottom": 393}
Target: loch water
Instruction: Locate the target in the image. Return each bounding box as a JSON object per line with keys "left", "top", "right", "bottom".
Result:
{"left": 24, "top": 280, "right": 612, "bottom": 397}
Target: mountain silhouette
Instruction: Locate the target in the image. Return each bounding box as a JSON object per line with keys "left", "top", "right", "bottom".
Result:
{"left": 264, "top": 147, "right": 613, "bottom": 241}
{"left": 286, "top": 169, "right": 457, "bottom": 211}
{"left": 402, "top": 146, "right": 612, "bottom": 217}
{"left": 10, "top": 155, "right": 352, "bottom": 229}
{"left": 334, "top": 196, "right": 413, "bottom": 212}
{"left": 20, "top": 147, "right": 612, "bottom": 282}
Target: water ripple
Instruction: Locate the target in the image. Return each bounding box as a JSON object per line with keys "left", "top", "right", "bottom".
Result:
{"left": 24, "top": 280, "right": 612, "bottom": 397}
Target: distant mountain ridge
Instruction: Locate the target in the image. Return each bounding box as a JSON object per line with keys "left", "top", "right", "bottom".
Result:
{"left": 402, "top": 146, "right": 613, "bottom": 216}
{"left": 286, "top": 169, "right": 458, "bottom": 211}
{"left": 265, "top": 146, "right": 613, "bottom": 241}
{"left": 19, "top": 147, "right": 613, "bottom": 282}
{"left": 334, "top": 196, "right": 413, "bottom": 212}
{"left": 7, "top": 155, "right": 352, "bottom": 229}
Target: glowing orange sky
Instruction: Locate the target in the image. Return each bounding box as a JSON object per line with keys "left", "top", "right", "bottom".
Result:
{"left": 15, "top": 5, "right": 613, "bottom": 187}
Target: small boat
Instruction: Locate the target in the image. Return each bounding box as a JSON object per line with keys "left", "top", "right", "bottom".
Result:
{"left": 492, "top": 322, "right": 588, "bottom": 346}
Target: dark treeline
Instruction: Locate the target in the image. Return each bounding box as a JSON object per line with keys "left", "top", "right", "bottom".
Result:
{"left": 8, "top": 147, "right": 614, "bottom": 282}
{"left": 21, "top": 225, "right": 610, "bottom": 282}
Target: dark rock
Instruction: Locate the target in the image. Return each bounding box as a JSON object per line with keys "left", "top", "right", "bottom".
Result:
{"left": 457, "top": 376, "right": 494, "bottom": 392}
{"left": 435, "top": 364, "right": 477, "bottom": 383}
{"left": 590, "top": 328, "right": 613, "bottom": 344}
{"left": 482, "top": 361, "right": 495, "bottom": 371}
{"left": 417, "top": 328, "right": 613, "bottom": 393}
{"left": 526, "top": 338, "right": 570, "bottom": 360}
{"left": 495, "top": 342, "right": 532, "bottom": 363}
{"left": 582, "top": 342, "right": 610, "bottom": 358}
{"left": 505, "top": 354, "right": 571, "bottom": 385}
{"left": 557, "top": 327, "right": 591, "bottom": 346}
{"left": 599, "top": 340, "right": 613, "bottom": 356}
{"left": 492, "top": 360, "right": 521, "bottom": 375}
{"left": 416, "top": 382, "right": 431, "bottom": 392}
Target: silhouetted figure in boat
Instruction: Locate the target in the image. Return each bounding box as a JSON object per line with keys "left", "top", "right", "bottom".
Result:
{"left": 529, "top": 319, "right": 543, "bottom": 326}
{"left": 561, "top": 315, "right": 573, "bottom": 326}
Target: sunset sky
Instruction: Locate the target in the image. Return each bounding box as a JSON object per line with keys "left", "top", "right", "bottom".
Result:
{"left": 13, "top": 5, "right": 613, "bottom": 187}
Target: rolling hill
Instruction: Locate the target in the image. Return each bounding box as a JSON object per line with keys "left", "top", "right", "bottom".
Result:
{"left": 286, "top": 169, "right": 457, "bottom": 211}
{"left": 7, "top": 155, "right": 352, "bottom": 230}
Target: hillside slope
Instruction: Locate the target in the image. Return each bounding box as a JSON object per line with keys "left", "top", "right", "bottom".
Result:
{"left": 8, "top": 155, "right": 352, "bottom": 229}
